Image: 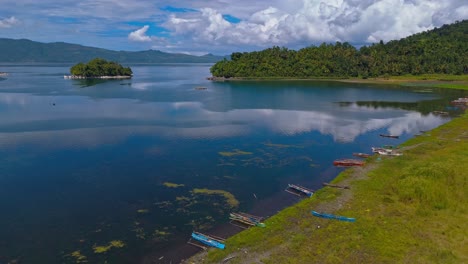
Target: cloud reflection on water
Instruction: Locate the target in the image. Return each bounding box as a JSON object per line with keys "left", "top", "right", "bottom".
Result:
{"left": 0, "top": 93, "right": 448, "bottom": 150}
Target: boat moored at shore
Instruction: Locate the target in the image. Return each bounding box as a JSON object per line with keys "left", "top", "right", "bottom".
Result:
{"left": 286, "top": 184, "right": 314, "bottom": 197}
{"left": 190, "top": 232, "right": 225, "bottom": 250}
{"left": 333, "top": 159, "right": 365, "bottom": 167}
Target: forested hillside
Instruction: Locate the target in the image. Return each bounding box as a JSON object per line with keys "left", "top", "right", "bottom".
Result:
{"left": 210, "top": 20, "right": 467, "bottom": 78}
{"left": 0, "top": 38, "right": 224, "bottom": 63}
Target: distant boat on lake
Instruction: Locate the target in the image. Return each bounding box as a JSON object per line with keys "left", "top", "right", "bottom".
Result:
{"left": 379, "top": 134, "right": 399, "bottom": 139}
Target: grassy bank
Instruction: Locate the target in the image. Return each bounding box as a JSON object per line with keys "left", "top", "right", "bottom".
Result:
{"left": 339, "top": 74, "right": 468, "bottom": 90}
{"left": 211, "top": 74, "right": 468, "bottom": 90}
{"left": 188, "top": 111, "right": 468, "bottom": 263}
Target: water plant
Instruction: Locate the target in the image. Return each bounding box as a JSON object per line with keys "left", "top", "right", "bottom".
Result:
{"left": 218, "top": 149, "right": 253, "bottom": 157}
{"left": 92, "top": 240, "right": 125, "bottom": 254}
{"left": 192, "top": 188, "right": 240, "bottom": 208}
{"left": 69, "top": 250, "right": 88, "bottom": 263}
{"left": 163, "top": 182, "right": 185, "bottom": 188}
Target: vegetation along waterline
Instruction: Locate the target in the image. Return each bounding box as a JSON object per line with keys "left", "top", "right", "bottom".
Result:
{"left": 187, "top": 108, "right": 468, "bottom": 264}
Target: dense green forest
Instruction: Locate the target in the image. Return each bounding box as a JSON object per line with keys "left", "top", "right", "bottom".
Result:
{"left": 70, "top": 58, "right": 132, "bottom": 77}
{"left": 211, "top": 20, "right": 467, "bottom": 78}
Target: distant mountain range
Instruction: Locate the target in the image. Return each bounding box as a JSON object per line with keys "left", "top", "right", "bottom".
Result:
{"left": 0, "top": 38, "right": 225, "bottom": 63}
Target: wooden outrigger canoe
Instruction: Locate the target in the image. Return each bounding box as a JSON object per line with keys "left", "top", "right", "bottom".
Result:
{"left": 375, "top": 149, "right": 403, "bottom": 156}
{"left": 229, "top": 212, "right": 266, "bottom": 227}
{"left": 352, "top": 152, "right": 371, "bottom": 158}
{"left": 311, "top": 211, "right": 355, "bottom": 222}
{"left": 333, "top": 159, "right": 365, "bottom": 167}
{"left": 372, "top": 147, "right": 392, "bottom": 153}
{"left": 190, "top": 232, "right": 225, "bottom": 249}
{"left": 286, "top": 184, "right": 314, "bottom": 197}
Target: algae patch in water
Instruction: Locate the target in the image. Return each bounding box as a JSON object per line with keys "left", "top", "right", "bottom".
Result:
{"left": 93, "top": 240, "right": 125, "bottom": 254}
{"left": 137, "top": 209, "right": 149, "bottom": 214}
{"left": 69, "top": 250, "right": 88, "bottom": 263}
{"left": 218, "top": 149, "right": 253, "bottom": 157}
{"left": 192, "top": 188, "right": 239, "bottom": 208}
{"left": 163, "top": 182, "right": 185, "bottom": 188}
{"left": 263, "top": 142, "right": 303, "bottom": 148}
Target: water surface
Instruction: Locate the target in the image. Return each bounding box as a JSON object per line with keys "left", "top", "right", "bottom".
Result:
{"left": 0, "top": 64, "right": 465, "bottom": 264}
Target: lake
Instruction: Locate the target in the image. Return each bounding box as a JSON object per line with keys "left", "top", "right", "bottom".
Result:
{"left": 0, "top": 64, "right": 465, "bottom": 264}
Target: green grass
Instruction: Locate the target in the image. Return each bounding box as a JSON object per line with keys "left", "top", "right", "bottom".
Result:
{"left": 196, "top": 112, "right": 468, "bottom": 264}
{"left": 385, "top": 74, "right": 468, "bottom": 81}
{"left": 433, "top": 83, "right": 468, "bottom": 90}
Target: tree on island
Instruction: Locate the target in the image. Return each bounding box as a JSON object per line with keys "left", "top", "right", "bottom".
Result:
{"left": 70, "top": 58, "right": 132, "bottom": 77}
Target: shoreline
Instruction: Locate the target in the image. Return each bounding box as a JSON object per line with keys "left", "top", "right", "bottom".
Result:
{"left": 207, "top": 75, "right": 468, "bottom": 90}
{"left": 64, "top": 75, "right": 132, "bottom": 79}
{"left": 186, "top": 109, "right": 468, "bottom": 264}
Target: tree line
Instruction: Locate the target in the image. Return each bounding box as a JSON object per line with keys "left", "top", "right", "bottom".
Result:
{"left": 70, "top": 58, "right": 132, "bottom": 77}
{"left": 211, "top": 20, "right": 467, "bottom": 78}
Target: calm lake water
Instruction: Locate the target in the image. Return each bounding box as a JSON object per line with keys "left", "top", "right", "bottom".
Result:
{"left": 0, "top": 64, "right": 466, "bottom": 264}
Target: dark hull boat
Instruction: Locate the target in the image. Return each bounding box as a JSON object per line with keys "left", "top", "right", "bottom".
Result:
{"left": 379, "top": 134, "right": 399, "bottom": 139}
{"left": 229, "top": 212, "right": 265, "bottom": 227}
{"left": 333, "top": 159, "right": 365, "bottom": 167}
{"left": 286, "top": 184, "right": 314, "bottom": 197}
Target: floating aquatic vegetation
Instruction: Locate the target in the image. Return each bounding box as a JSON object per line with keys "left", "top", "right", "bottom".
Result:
{"left": 137, "top": 209, "right": 149, "bottom": 214}
{"left": 263, "top": 142, "right": 304, "bottom": 148}
{"left": 93, "top": 245, "right": 111, "bottom": 254}
{"left": 132, "top": 221, "right": 147, "bottom": 240}
{"left": 152, "top": 229, "right": 171, "bottom": 242}
{"left": 175, "top": 196, "right": 190, "bottom": 202}
{"left": 109, "top": 240, "right": 125, "bottom": 248}
{"left": 154, "top": 201, "right": 172, "bottom": 209}
{"left": 163, "top": 182, "right": 185, "bottom": 188}
{"left": 69, "top": 250, "right": 88, "bottom": 263}
{"left": 217, "top": 162, "right": 236, "bottom": 166}
{"left": 223, "top": 175, "right": 237, "bottom": 180}
{"left": 192, "top": 188, "right": 239, "bottom": 208}
{"left": 218, "top": 149, "right": 253, "bottom": 157}
{"left": 92, "top": 240, "right": 125, "bottom": 254}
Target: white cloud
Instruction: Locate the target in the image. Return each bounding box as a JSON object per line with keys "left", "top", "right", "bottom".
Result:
{"left": 164, "top": 0, "right": 467, "bottom": 52}
{"left": 128, "top": 25, "right": 152, "bottom": 42}
{"left": 0, "top": 0, "right": 466, "bottom": 53}
{"left": 0, "top": 16, "right": 19, "bottom": 28}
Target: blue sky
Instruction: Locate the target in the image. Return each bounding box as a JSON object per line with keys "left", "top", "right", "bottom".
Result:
{"left": 0, "top": 0, "right": 466, "bottom": 55}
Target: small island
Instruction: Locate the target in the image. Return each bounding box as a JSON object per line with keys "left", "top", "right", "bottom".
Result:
{"left": 65, "top": 58, "right": 132, "bottom": 79}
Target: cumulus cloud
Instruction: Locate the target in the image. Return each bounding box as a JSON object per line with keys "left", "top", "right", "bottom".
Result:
{"left": 0, "top": 0, "right": 466, "bottom": 53}
{"left": 128, "top": 25, "right": 152, "bottom": 42}
{"left": 0, "top": 16, "right": 19, "bottom": 28}
{"left": 164, "top": 0, "right": 468, "bottom": 51}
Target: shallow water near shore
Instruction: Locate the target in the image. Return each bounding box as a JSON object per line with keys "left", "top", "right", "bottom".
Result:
{"left": 0, "top": 64, "right": 466, "bottom": 264}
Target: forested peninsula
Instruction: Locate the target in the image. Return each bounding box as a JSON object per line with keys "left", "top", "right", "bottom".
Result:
{"left": 210, "top": 20, "right": 467, "bottom": 79}
{"left": 68, "top": 58, "right": 132, "bottom": 79}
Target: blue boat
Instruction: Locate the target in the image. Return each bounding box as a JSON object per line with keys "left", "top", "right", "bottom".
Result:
{"left": 191, "top": 232, "right": 225, "bottom": 249}
{"left": 311, "top": 211, "right": 356, "bottom": 222}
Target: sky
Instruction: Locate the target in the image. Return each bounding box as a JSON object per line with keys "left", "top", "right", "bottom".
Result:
{"left": 0, "top": 0, "right": 466, "bottom": 55}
